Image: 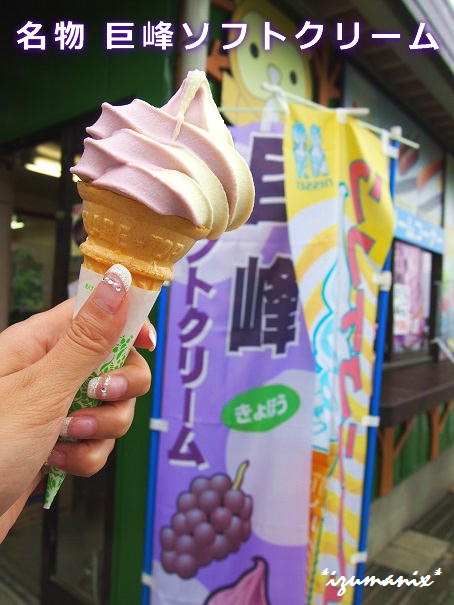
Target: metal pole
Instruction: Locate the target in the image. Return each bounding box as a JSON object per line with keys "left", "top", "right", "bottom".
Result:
{"left": 262, "top": 81, "right": 370, "bottom": 116}
{"left": 260, "top": 82, "right": 419, "bottom": 149}
{"left": 353, "top": 126, "right": 400, "bottom": 605}
{"left": 141, "top": 285, "right": 169, "bottom": 605}
{"left": 176, "top": 0, "right": 210, "bottom": 85}
{"left": 51, "top": 127, "right": 76, "bottom": 306}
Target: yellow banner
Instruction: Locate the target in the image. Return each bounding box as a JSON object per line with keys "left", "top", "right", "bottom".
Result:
{"left": 284, "top": 105, "right": 395, "bottom": 604}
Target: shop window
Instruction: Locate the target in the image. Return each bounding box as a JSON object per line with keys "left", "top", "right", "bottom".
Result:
{"left": 10, "top": 214, "right": 56, "bottom": 323}
{"left": 7, "top": 140, "right": 85, "bottom": 325}
{"left": 1, "top": 133, "right": 90, "bottom": 603}
{"left": 393, "top": 241, "right": 432, "bottom": 353}
{"left": 438, "top": 279, "right": 454, "bottom": 353}
{"left": 386, "top": 240, "right": 440, "bottom": 365}
{"left": 0, "top": 139, "right": 62, "bottom": 600}
{"left": 8, "top": 141, "right": 61, "bottom": 323}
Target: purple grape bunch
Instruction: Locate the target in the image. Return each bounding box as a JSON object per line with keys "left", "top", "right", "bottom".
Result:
{"left": 160, "top": 461, "right": 252, "bottom": 579}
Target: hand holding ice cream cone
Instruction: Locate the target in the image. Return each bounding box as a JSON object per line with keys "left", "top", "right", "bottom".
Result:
{"left": 44, "top": 69, "right": 255, "bottom": 507}
{"left": 0, "top": 269, "right": 154, "bottom": 535}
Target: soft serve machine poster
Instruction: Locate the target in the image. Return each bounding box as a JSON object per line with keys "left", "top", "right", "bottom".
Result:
{"left": 151, "top": 122, "right": 315, "bottom": 604}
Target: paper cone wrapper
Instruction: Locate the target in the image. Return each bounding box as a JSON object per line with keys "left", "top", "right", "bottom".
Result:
{"left": 44, "top": 183, "right": 210, "bottom": 508}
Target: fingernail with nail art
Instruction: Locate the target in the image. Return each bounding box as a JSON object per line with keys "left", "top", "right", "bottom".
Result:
{"left": 60, "top": 416, "right": 98, "bottom": 439}
{"left": 47, "top": 448, "right": 66, "bottom": 468}
{"left": 92, "top": 264, "right": 132, "bottom": 313}
{"left": 87, "top": 374, "right": 128, "bottom": 400}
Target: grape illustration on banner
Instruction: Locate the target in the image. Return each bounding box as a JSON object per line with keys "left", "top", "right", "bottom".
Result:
{"left": 159, "top": 462, "right": 253, "bottom": 579}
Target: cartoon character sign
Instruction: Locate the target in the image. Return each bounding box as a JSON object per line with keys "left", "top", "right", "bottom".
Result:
{"left": 292, "top": 122, "right": 308, "bottom": 178}
{"left": 308, "top": 124, "right": 329, "bottom": 178}
{"left": 291, "top": 121, "right": 329, "bottom": 180}
{"left": 219, "top": 0, "right": 313, "bottom": 129}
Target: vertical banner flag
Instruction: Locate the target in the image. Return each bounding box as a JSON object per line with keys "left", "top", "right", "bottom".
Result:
{"left": 151, "top": 123, "right": 315, "bottom": 604}
{"left": 283, "top": 106, "right": 395, "bottom": 604}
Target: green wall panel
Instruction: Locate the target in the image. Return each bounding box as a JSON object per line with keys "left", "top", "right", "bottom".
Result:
{"left": 111, "top": 305, "right": 159, "bottom": 605}
{"left": 0, "top": 0, "right": 177, "bottom": 145}
{"left": 393, "top": 413, "right": 428, "bottom": 481}
{"left": 440, "top": 403, "right": 454, "bottom": 452}
{"left": 373, "top": 405, "right": 454, "bottom": 502}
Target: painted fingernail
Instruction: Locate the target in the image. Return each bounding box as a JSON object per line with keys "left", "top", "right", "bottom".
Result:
{"left": 87, "top": 374, "right": 128, "bottom": 400}
{"left": 47, "top": 448, "right": 67, "bottom": 467}
{"left": 92, "top": 264, "right": 131, "bottom": 313}
{"left": 60, "top": 416, "right": 97, "bottom": 438}
{"left": 149, "top": 326, "right": 157, "bottom": 351}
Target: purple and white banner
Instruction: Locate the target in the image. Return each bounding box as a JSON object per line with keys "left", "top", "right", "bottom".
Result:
{"left": 151, "top": 124, "right": 315, "bottom": 604}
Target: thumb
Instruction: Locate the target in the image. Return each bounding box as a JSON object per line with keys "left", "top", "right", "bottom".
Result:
{"left": 41, "top": 264, "right": 132, "bottom": 394}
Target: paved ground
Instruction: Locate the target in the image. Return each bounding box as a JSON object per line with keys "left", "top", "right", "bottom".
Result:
{"left": 0, "top": 491, "right": 453, "bottom": 603}
{"left": 0, "top": 565, "right": 38, "bottom": 605}
{"left": 363, "top": 491, "right": 454, "bottom": 605}
{"left": 0, "top": 497, "right": 41, "bottom": 604}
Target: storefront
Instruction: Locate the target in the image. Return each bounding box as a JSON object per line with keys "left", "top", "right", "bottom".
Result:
{"left": 0, "top": 1, "right": 453, "bottom": 604}
{"left": 0, "top": 2, "right": 178, "bottom": 603}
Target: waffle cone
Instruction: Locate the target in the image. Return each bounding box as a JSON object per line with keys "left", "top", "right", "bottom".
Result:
{"left": 77, "top": 181, "right": 210, "bottom": 290}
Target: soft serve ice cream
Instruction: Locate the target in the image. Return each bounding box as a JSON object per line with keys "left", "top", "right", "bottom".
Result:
{"left": 44, "top": 71, "right": 255, "bottom": 509}
{"left": 72, "top": 69, "right": 255, "bottom": 239}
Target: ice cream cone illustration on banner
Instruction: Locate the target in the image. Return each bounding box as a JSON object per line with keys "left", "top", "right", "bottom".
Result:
{"left": 44, "top": 70, "right": 255, "bottom": 508}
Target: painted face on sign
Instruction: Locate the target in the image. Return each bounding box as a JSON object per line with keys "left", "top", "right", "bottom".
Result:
{"left": 221, "top": 0, "right": 312, "bottom": 127}
{"left": 235, "top": 11, "right": 310, "bottom": 100}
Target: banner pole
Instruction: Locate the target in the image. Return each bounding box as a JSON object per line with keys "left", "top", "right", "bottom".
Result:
{"left": 141, "top": 285, "right": 170, "bottom": 605}
{"left": 261, "top": 81, "right": 370, "bottom": 116}
{"left": 353, "top": 126, "right": 400, "bottom": 605}
{"left": 259, "top": 82, "right": 419, "bottom": 149}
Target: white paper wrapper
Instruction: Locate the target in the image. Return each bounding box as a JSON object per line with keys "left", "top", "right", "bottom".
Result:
{"left": 44, "top": 266, "right": 159, "bottom": 509}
